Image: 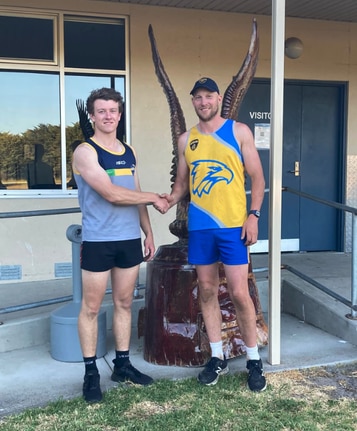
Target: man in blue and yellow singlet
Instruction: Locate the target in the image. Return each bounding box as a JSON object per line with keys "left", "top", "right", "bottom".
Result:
{"left": 164, "top": 77, "right": 267, "bottom": 392}
{"left": 73, "top": 88, "right": 169, "bottom": 403}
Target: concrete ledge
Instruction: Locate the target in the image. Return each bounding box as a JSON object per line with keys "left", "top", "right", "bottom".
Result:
{"left": 2, "top": 270, "right": 356, "bottom": 354}
{"left": 0, "top": 297, "right": 145, "bottom": 354}
{"left": 0, "top": 314, "right": 51, "bottom": 354}
{"left": 0, "top": 279, "right": 268, "bottom": 354}
{"left": 282, "top": 274, "right": 357, "bottom": 346}
{"left": 0, "top": 279, "right": 269, "bottom": 354}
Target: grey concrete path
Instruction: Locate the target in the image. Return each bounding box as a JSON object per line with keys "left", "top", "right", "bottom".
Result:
{"left": 1, "top": 312, "right": 356, "bottom": 418}
{"left": 0, "top": 252, "right": 356, "bottom": 418}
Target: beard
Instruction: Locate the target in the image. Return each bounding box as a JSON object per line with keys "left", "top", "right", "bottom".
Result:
{"left": 195, "top": 104, "right": 220, "bottom": 122}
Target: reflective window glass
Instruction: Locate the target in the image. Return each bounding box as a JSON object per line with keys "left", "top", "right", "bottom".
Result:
{"left": 64, "top": 18, "right": 125, "bottom": 70}
{"left": 0, "top": 71, "right": 60, "bottom": 190}
{"left": 0, "top": 12, "right": 127, "bottom": 195}
{"left": 0, "top": 15, "right": 54, "bottom": 61}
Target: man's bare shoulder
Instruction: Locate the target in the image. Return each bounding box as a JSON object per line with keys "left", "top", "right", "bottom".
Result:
{"left": 179, "top": 129, "right": 190, "bottom": 140}
{"left": 74, "top": 142, "right": 96, "bottom": 156}
{"left": 234, "top": 121, "right": 251, "bottom": 132}
{"left": 234, "top": 121, "right": 254, "bottom": 141}
{"left": 73, "top": 142, "right": 97, "bottom": 170}
{"left": 178, "top": 130, "right": 190, "bottom": 148}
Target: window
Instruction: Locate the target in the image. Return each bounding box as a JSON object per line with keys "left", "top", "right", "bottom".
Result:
{"left": 0, "top": 10, "right": 127, "bottom": 195}
{"left": 0, "top": 71, "right": 60, "bottom": 190}
{"left": 0, "top": 14, "right": 55, "bottom": 63}
{"left": 64, "top": 17, "right": 125, "bottom": 70}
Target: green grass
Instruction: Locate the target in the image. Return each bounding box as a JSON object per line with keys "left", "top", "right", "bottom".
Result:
{"left": 1, "top": 367, "right": 356, "bottom": 431}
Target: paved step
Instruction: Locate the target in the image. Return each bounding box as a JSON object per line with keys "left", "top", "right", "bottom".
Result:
{"left": 0, "top": 297, "right": 144, "bottom": 354}
{"left": 282, "top": 271, "right": 357, "bottom": 345}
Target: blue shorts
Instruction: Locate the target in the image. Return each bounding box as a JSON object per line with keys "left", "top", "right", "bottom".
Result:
{"left": 81, "top": 239, "right": 143, "bottom": 272}
{"left": 188, "top": 228, "right": 248, "bottom": 265}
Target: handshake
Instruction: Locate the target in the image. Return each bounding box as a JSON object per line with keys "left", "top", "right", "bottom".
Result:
{"left": 152, "top": 193, "right": 173, "bottom": 214}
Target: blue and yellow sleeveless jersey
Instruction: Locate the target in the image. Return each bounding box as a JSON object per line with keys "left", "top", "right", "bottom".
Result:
{"left": 184, "top": 119, "right": 247, "bottom": 231}
{"left": 74, "top": 138, "right": 141, "bottom": 242}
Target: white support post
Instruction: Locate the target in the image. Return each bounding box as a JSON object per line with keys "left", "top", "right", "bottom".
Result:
{"left": 268, "top": 0, "right": 286, "bottom": 365}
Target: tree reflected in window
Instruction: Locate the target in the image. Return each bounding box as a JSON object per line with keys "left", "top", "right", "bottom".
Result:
{"left": 0, "top": 13, "right": 127, "bottom": 194}
{"left": 0, "top": 72, "right": 60, "bottom": 189}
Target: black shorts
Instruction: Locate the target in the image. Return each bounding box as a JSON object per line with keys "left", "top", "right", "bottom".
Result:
{"left": 81, "top": 239, "right": 143, "bottom": 272}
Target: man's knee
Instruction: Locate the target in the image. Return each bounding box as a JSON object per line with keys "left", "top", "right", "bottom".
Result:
{"left": 230, "top": 287, "right": 253, "bottom": 309}
{"left": 80, "top": 299, "right": 103, "bottom": 318}
{"left": 113, "top": 295, "right": 133, "bottom": 311}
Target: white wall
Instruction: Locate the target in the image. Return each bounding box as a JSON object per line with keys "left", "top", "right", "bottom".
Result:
{"left": 1, "top": 0, "right": 357, "bottom": 281}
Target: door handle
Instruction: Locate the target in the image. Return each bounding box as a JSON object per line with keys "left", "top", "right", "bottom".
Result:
{"left": 288, "top": 161, "right": 300, "bottom": 176}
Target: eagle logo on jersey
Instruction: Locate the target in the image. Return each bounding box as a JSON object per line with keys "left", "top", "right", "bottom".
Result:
{"left": 191, "top": 159, "right": 234, "bottom": 198}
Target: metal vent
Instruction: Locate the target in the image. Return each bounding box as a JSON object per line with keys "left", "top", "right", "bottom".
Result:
{"left": 54, "top": 262, "right": 72, "bottom": 278}
{"left": 0, "top": 265, "right": 22, "bottom": 281}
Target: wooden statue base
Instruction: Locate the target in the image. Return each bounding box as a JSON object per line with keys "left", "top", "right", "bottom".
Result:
{"left": 138, "top": 243, "right": 268, "bottom": 367}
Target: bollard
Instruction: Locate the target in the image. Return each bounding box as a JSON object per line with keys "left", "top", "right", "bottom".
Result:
{"left": 50, "top": 224, "right": 107, "bottom": 362}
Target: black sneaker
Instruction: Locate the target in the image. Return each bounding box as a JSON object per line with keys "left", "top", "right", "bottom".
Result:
{"left": 111, "top": 360, "right": 154, "bottom": 386}
{"left": 83, "top": 370, "right": 103, "bottom": 403}
{"left": 197, "top": 356, "right": 229, "bottom": 385}
{"left": 246, "top": 359, "right": 267, "bottom": 392}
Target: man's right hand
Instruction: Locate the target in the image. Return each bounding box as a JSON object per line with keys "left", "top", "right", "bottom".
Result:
{"left": 153, "top": 195, "right": 170, "bottom": 214}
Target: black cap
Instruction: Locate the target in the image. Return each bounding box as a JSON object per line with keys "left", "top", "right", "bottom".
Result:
{"left": 190, "top": 77, "right": 220, "bottom": 95}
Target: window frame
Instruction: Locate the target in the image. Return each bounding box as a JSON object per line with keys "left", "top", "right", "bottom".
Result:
{"left": 0, "top": 11, "right": 58, "bottom": 66}
{"left": 0, "top": 8, "right": 130, "bottom": 198}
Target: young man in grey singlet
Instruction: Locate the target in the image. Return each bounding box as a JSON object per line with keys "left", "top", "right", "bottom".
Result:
{"left": 73, "top": 87, "right": 169, "bottom": 403}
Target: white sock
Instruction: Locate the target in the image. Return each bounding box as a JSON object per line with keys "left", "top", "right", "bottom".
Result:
{"left": 245, "top": 345, "right": 260, "bottom": 361}
{"left": 210, "top": 341, "right": 224, "bottom": 359}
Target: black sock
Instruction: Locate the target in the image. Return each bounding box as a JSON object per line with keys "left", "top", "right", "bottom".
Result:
{"left": 83, "top": 356, "right": 98, "bottom": 373}
{"left": 115, "top": 350, "right": 129, "bottom": 367}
